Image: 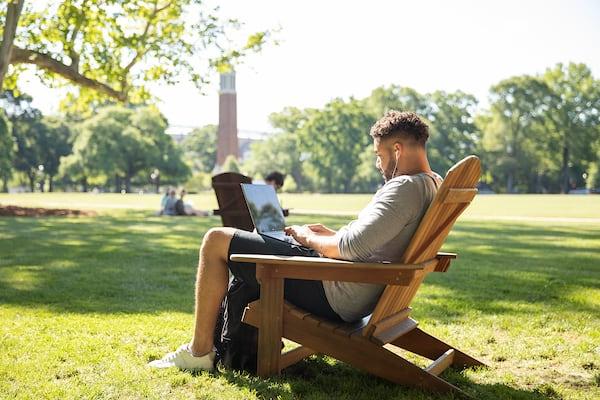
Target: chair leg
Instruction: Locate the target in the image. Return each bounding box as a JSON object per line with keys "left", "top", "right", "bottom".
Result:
{"left": 283, "top": 314, "right": 469, "bottom": 397}
{"left": 392, "top": 327, "right": 486, "bottom": 369}
{"left": 256, "top": 272, "right": 285, "bottom": 377}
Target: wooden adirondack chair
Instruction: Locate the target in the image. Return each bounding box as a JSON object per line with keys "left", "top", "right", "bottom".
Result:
{"left": 212, "top": 172, "right": 254, "bottom": 231}
{"left": 212, "top": 172, "right": 291, "bottom": 232}
{"left": 230, "top": 155, "right": 485, "bottom": 396}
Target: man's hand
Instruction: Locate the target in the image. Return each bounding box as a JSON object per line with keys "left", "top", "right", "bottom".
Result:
{"left": 284, "top": 224, "right": 341, "bottom": 259}
{"left": 283, "top": 224, "right": 313, "bottom": 247}
{"left": 306, "top": 223, "right": 336, "bottom": 236}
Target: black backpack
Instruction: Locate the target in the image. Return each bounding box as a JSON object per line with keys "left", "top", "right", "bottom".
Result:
{"left": 213, "top": 277, "right": 259, "bottom": 373}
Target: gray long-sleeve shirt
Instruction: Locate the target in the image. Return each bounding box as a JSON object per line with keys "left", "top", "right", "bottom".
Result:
{"left": 323, "top": 172, "right": 442, "bottom": 322}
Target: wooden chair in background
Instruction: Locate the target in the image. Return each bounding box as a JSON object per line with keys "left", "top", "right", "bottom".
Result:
{"left": 211, "top": 172, "right": 290, "bottom": 232}
{"left": 212, "top": 172, "right": 254, "bottom": 231}
{"left": 230, "top": 156, "right": 485, "bottom": 397}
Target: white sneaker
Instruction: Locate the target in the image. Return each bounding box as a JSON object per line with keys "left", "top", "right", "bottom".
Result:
{"left": 148, "top": 344, "right": 215, "bottom": 370}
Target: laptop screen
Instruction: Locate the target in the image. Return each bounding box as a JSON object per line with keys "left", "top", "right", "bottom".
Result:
{"left": 240, "top": 184, "right": 286, "bottom": 233}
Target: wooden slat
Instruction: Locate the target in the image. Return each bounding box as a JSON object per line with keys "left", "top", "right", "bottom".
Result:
{"left": 287, "top": 305, "right": 312, "bottom": 320}
{"left": 392, "top": 327, "right": 486, "bottom": 368}
{"left": 442, "top": 188, "right": 478, "bottom": 204}
{"left": 241, "top": 300, "right": 260, "bottom": 327}
{"left": 333, "top": 317, "right": 369, "bottom": 337}
{"left": 256, "top": 266, "right": 284, "bottom": 377}
{"left": 231, "top": 254, "right": 426, "bottom": 270}
{"left": 280, "top": 346, "right": 316, "bottom": 369}
{"left": 369, "top": 307, "right": 412, "bottom": 338}
{"left": 370, "top": 318, "right": 419, "bottom": 345}
{"left": 230, "top": 254, "right": 427, "bottom": 285}
{"left": 425, "top": 349, "right": 455, "bottom": 376}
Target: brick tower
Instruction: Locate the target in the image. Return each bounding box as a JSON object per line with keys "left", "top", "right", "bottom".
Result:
{"left": 216, "top": 72, "right": 239, "bottom": 166}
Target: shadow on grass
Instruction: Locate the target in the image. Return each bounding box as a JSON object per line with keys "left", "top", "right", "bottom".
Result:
{"left": 212, "top": 356, "right": 562, "bottom": 400}
{"left": 0, "top": 212, "right": 345, "bottom": 314}
{"left": 0, "top": 213, "right": 598, "bottom": 320}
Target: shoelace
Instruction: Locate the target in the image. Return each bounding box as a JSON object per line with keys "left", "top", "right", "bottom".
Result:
{"left": 164, "top": 345, "right": 189, "bottom": 362}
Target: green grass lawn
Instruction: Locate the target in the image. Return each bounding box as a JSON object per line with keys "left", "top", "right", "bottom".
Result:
{"left": 2, "top": 192, "right": 600, "bottom": 219}
{"left": 0, "top": 197, "right": 599, "bottom": 399}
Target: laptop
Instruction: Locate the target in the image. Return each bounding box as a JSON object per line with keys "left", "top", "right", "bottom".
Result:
{"left": 240, "top": 183, "right": 302, "bottom": 246}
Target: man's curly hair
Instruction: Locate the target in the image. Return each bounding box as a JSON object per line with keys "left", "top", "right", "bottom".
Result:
{"left": 369, "top": 110, "right": 429, "bottom": 146}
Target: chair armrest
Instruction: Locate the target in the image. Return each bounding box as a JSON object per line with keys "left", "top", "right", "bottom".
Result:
{"left": 229, "top": 254, "right": 438, "bottom": 285}
{"left": 434, "top": 252, "right": 457, "bottom": 272}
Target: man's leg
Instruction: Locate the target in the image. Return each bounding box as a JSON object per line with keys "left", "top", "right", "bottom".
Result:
{"left": 189, "top": 227, "right": 236, "bottom": 356}
{"left": 148, "top": 227, "right": 235, "bottom": 369}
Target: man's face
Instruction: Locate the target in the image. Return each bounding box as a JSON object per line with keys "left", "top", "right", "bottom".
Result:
{"left": 373, "top": 138, "right": 397, "bottom": 182}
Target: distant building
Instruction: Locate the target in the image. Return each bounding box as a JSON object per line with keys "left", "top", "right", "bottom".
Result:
{"left": 216, "top": 72, "right": 239, "bottom": 166}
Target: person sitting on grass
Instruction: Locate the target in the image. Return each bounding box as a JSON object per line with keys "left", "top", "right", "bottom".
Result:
{"left": 175, "top": 189, "right": 209, "bottom": 217}
{"left": 148, "top": 111, "right": 442, "bottom": 370}
{"left": 162, "top": 189, "right": 178, "bottom": 216}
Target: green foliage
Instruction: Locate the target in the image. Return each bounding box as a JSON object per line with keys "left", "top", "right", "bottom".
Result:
{"left": 247, "top": 89, "right": 481, "bottom": 193}
{"left": 243, "top": 110, "right": 308, "bottom": 191}
{"left": 541, "top": 63, "right": 600, "bottom": 192}
{"left": 66, "top": 105, "right": 189, "bottom": 192}
{"left": 297, "top": 98, "right": 375, "bottom": 193}
{"left": 427, "top": 91, "right": 480, "bottom": 173}
{"left": 184, "top": 171, "right": 212, "bottom": 192}
{"left": 221, "top": 154, "right": 240, "bottom": 173}
{"left": 182, "top": 124, "right": 217, "bottom": 173}
{"left": 477, "top": 63, "right": 600, "bottom": 193}
{"left": 2, "top": 0, "right": 272, "bottom": 113}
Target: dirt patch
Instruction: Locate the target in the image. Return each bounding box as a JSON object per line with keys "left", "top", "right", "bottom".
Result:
{"left": 0, "top": 205, "right": 96, "bottom": 217}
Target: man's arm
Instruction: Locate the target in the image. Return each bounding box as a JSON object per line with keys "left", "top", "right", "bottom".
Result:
{"left": 284, "top": 224, "right": 342, "bottom": 259}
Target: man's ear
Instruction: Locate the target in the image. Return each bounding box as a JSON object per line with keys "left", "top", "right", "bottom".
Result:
{"left": 394, "top": 141, "right": 403, "bottom": 155}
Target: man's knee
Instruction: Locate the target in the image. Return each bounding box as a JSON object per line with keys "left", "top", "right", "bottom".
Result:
{"left": 200, "top": 227, "right": 236, "bottom": 254}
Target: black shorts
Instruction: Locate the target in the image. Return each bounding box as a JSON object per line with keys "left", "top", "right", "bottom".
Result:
{"left": 227, "top": 229, "right": 342, "bottom": 321}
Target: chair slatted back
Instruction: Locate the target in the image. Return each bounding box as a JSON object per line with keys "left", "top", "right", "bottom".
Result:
{"left": 363, "top": 156, "right": 481, "bottom": 336}
{"left": 212, "top": 172, "right": 254, "bottom": 231}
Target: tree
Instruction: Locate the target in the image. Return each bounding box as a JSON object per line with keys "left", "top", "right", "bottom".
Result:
{"left": 297, "top": 98, "right": 375, "bottom": 193}
{"left": 481, "top": 76, "right": 551, "bottom": 193}
{"left": 0, "top": 0, "right": 270, "bottom": 111}
{"left": 541, "top": 63, "right": 600, "bottom": 193}
{"left": 38, "top": 116, "right": 72, "bottom": 191}
{"left": 1, "top": 91, "right": 45, "bottom": 192}
{"left": 427, "top": 91, "right": 480, "bottom": 174}
{"left": 181, "top": 124, "right": 217, "bottom": 173}
{"left": 68, "top": 105, "right": 188, "bottom": 192}
{"left": 242, "top": 107, "right": 313, "bottom": 191}
{"left": 0, "top": 108, "right": 13, "bottom": 191}
{"left": 366, "top": 85, "right": 430, "bottom": 118}
{"left": 221, "top": 154, "right": 240, "bottom": 173}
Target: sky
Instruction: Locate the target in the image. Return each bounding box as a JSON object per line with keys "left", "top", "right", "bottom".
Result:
{"left": 19, "top": 0, "right": 600, "bottom": 135}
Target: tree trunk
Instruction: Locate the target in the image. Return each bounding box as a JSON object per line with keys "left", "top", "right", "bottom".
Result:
{"left": 82, "top": 177, "right": 88, "bottom": 192}
{"left": 115, "top": 174, "right": 121, "bottom": 193}
{"left": 561, "top": 145, "right": 570, "bottom": 194}
{"left": 0, "top": 0, "right": 24, "bottom": 90}
{"left": 155, "top": 175, "right": 160, "bottom": 194}
{"left": 39, "top": 178, "right": 45, "bottom": 192}
{"left": 125, "top": 175, "right": 132, "bottom": 193}
{"left": 49, "top": 175, "right": 54, "bottom": 192}
{"left": 28, "top": 172, "right": 35, "bottom": 192}
{"left": 506, "top": 172, "right": 514, "bottom": 194}
{"left": 1, "top": 177, "right": 8, "bottom": 193}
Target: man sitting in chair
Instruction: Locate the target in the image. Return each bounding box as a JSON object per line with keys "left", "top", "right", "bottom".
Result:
{"left": 149, "top": 111, "right": 442, "bottom": 370}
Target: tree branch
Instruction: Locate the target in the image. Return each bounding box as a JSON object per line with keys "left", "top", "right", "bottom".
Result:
{"left": 0, "top": 0, "right": 25, "bottom": 90}
{"left": 122, "top": 1, "right": 173, "bottom": 75}
{"left": 10, "top": 47, "right": 127, "bottom": 101}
